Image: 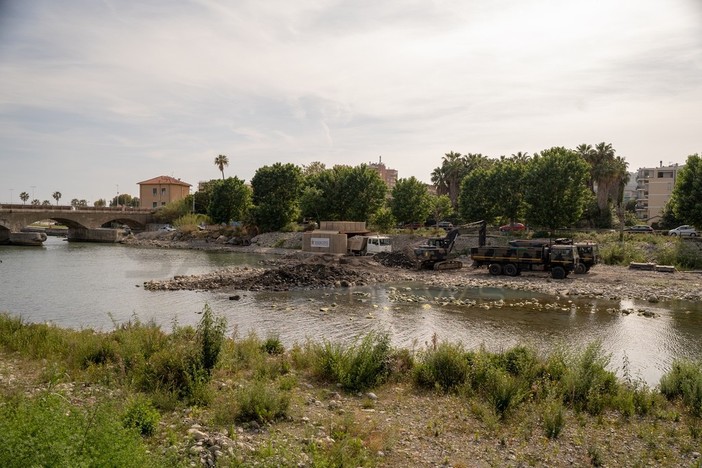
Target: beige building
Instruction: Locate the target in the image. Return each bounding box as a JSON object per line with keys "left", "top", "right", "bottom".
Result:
{"left": 635, "top": 163, "right": 683, "bottom": 224}
{"left": 368, "top": 157, "right": 398, "bottom": 189}
{"left": 138, "top": 176, "right": 191, "bottom": 208}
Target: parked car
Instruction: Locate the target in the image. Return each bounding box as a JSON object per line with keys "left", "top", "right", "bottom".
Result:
{"left": 625, "top": 225, "right": 654, "bottom": 233}
{"left": 499, "top": 222, "right": 526, "bottom": 232}
{"left": 668, "top": 225, "right": 698, "bottom": 237}
{"left": 158, "top": 225, "right": 175, "bottom": 232}
{"left": 437, "top": 221, "right": 454, "bottom": 231}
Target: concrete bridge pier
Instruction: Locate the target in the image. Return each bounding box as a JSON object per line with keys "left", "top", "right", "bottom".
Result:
{"left": 67, "top": 228, "right": 125, "bottom": 243}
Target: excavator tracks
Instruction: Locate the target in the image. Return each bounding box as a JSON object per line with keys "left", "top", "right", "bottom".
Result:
{"left": 434, "top": 260, "right": 463, "bottom": 270}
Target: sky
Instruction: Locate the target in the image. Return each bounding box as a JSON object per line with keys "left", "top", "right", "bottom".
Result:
{"left": 1, "top": 0, "right": 701, "bottom": 205}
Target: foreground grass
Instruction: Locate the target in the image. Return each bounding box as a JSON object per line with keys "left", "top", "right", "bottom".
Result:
{"left": 1, "top": 311, "right": 702, "bottom": 467}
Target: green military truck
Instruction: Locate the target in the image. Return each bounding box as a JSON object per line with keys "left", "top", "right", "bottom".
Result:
{"left": 470, "top": 243, "right": 579, "bottom": 279}
{"left": 509, "top": 238, "right": 599, "bottom": 274}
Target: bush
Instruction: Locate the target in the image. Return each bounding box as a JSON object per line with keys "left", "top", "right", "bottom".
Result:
{"left": 262, "top": 336, "right": 285, "bottom": 355}
{"left": 122, "top": 395, "right": 160, "bottom": 437}
{"left": 660, "top": 360, "right": 702, "bottom": 417}
{"left": 484, "top": 368, "right": 527, "bottom": 419}
{"left": 196, "top": 304, "right": 226, "bottom": 375}
{"left": 235, "top": 381, "right": 290, "bottom": 423}
{"left": 0, "top": 393, "right": 157, "bottom": 467}
{"left": 314, "top": 332, "right": 392, "bottom": 392}
{"left": 543, "top": 400, "right": 566, "bottom": 439}
{"left": 561, "top": 343, "right": 618, "bottom": 414}
{"left": 413, "top": 342, "right": 469, "bottom": 392}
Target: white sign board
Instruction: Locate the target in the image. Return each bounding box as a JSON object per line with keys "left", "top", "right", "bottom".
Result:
{"left": 311, "top": 237, "right": 330, "bottom": 248}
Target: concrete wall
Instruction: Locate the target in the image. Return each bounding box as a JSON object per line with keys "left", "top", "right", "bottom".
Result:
{"left": 319, "top": 221, "right": 367, "bottom": 233}
{"left": 302, "top": 231, "right": 347, "bottom": 254}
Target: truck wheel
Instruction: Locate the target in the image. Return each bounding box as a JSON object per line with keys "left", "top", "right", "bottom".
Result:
{"left": 551, "top": 266, "right": 566, "bottom": 280}
{"left": 574, "top": 262, "right": 587, "bottom": 274}
{"left": 504, "top": 263, "right": 518, "bottom": 276}
{"left": 488, "top": 264, "right": 502, "bottom": 276}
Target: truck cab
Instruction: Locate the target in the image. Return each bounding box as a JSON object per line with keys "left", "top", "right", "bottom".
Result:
{"left": 348, "top": 235, "right": 392, "bottom": 256}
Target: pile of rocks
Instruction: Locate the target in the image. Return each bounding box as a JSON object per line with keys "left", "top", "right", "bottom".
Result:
{"left": 233, "top": 263, "right": 374, "bottom": 291}
{"left": 374, "top": 251, "right": 417, "bottom": 269}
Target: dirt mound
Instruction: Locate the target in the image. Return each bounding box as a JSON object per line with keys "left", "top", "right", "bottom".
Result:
{"left": 234, "top": 263, "right": 369, "bottom": 291}
{"left": 374, "top": 251, "right": 417, "bottom": 269}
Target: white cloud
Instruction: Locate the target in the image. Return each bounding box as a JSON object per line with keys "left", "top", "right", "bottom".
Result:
{"left": 1, "top": 0, "right": 701, "bottom": 202}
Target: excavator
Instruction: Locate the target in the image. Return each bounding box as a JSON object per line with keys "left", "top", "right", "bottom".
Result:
{"left": 414, "top": 220, "right": 487, "bottom": 270}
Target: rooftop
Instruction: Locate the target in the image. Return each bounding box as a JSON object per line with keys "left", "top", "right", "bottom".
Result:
{"left": 137, "top": 175, "right": 191, "bottom": 186}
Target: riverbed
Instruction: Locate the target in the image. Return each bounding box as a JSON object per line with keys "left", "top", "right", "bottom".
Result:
{"left": 2, "top": 236, "right": 702, "bottom": 387}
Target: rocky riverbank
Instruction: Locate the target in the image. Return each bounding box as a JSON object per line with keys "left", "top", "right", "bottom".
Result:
{"left": 130, "top": 229, "right": 702, "bottom": 302}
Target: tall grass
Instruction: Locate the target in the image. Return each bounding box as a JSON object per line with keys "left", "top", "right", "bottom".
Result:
{"left": 0, "top": 392, "right": 160, "bottom": 467}
{"left": 660, "top": 360, "right": 702, "bottom": 417}
{"left": 313, "top": 332, "right": 392, "bottom": 392}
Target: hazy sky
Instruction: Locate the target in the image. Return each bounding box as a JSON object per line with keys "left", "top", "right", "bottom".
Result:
{"left": 1, "top": 0, "right": 700, "bottom": 204}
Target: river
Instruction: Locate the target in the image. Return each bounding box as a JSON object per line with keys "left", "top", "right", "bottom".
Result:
{"left": 2, "top": 236, "right": 702, "bottom": 387}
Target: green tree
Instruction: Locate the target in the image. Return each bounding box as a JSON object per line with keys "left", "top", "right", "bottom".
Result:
{"left": 523, "top": 147, "right": 590, "bottom": 231}
{"left": 31, "top": 199, "right": 40, "bottom": 206}
{"left": 670, "top": 154, "right": 702, "bottom": 228}
{"left": 300, "top": 164, "right": 386, "bottom": 222}
{"left": 302, "top": 161, "right": 326, "bottom": 177}
{"left": 70, "top": 198, "right": 79, "bottom": 206}
{"left": 431, "top": 152, "right": 492, "bottom": 208}
{"left": 430, "top": 194, "right": 453, "bottom": 226}
{"left": 369, "top": 206, "right": 396, "bottom": 232}
{"left": 19, "top": 192, "right": 29, "bottom": 204}
{"left": 207, "top": 177, "right": 252, "bottom": 225}
{"left": 214, "top": 154, "right": 229, "bottom": 180}
{"left": 336, "top": 164, "right": 387, "bottom": 221}
{"left": 459, "top": 167, "right": 497, "bottom": 223}
{"left": 52, "top": 191, "right": 61, "bottom": 206}
{"left": 42, "top": 200, "right": 51, "bottom": 206}
{"left": 390, "top": 177, "right": 432, "bottom": 225}
{"left": 94, "top": 199, "right": 106, "bottom": 207}
{"left": 110, "top": 194, "right": 138, "bottom": 207}
{"left": 577, "top": 142, "right": 629, "bottom": 227}
{"left": 251, "top": 163, "right": 303, "bottom": 232}
{"left": 490, "top": 155, "right": 529, "bottom": 224}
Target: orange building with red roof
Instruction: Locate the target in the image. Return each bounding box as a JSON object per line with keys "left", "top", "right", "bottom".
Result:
{"left": 138, "top": 176, "right": 191, "bottom": 208}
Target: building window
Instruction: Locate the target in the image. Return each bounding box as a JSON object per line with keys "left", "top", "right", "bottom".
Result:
{"left": 161, "top": 202, "right": 166, "bottom": 206}
{"left": 152, "top": 202, "right": 157, "bottom": 208}
{"left": 152, "top": 188, "right": 157, "bottom": 195}
{"left": 161, "top": 188, "right": 167, "bottom": 195}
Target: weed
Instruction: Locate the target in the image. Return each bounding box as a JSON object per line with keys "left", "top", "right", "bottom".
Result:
{"left": 660, "top": 360, "right": 702, "bottom": 417}
{"left": 122, "top": 395, "right": 160, "bottom": 436}
{"left": 0, "top": 392, "right": 158, "bottom": 467}
{"left": 413, "top": 342, "right": 469, "bottom": 392}
{"left": 314, "top": 332, "right": 392, "bottom": 392}
{"left": 484, "top": 368, "right": 526, "bottom": 420}
{"left": 588, "top": 445, "right": 604, "bottom": 467}
{"left": 262, "top": 335, "right": 285, "bottom": 355}
{"left": 196, "top": 304, "right": 226, "bottom": 375}
{"left": 235, "top": 380, "right": 290, "bottom": 423}
{"left": 542, "top": 399, "right": 566, "bottom": 439}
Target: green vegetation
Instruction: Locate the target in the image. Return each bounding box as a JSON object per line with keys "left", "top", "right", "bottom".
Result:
{"left": 251, "top": 162, "right": 304, "bottom": 232}
{"left": 1, "top": 312, "right": 701, "bottom": 466}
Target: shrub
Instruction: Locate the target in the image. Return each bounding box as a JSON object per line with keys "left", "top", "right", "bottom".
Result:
{"left": 196, "top": 304, "right": 226, "bottom": 375}
{"left": 484, "top": 368, "right": 527, "bottom": 420}
{"left": 660, "top": 360, "right": 702, "bottom": 417}
{"left": 0, "top": 393, "right": 157, "bottom": 467}
{"left": 413, "top": 342, "right": 469, "bottom": 392}
{"left": 560, "top": 343, "right": 618, "bottom": 414}
{"left": 235, "top": 381, "right": 290, "bottom": 423}
{"left": 122, "top": 395, "right": 160, "bottom": 437}
{"left": 543, "top": 399, "right": 566, "bottom": 439}
{"left": 262, "top": 336, "right": 285, "bottom": 355}
{"left": 314, "top": 332, "right": 392, "bottom": 392}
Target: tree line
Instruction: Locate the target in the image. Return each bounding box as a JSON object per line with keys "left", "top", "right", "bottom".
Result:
{"left": 159, "top": 148, "right": 702, "bottom": 233}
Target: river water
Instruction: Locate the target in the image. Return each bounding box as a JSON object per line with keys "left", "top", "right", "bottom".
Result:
{"left": 2, "top": 237, "right": 702, "bottom": 387}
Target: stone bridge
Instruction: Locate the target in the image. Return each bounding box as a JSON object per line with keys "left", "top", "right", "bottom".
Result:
{"left": 0, "top": 205, "right": 156, "bottom": 243}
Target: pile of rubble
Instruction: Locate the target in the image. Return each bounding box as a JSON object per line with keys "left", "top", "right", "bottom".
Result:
{"left": 373, "top": 251, "right": 417, "bottom": 269}
{"left": 233, "top": 264, "right": 373, "bottom": 291}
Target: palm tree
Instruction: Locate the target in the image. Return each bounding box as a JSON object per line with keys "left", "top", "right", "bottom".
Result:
{"left": 576, "top": 143, "right": 596, "bottom": 192}
{"left": 430, "top": 166, "right": 449, "bottom": 196}
{"left": 19, "top": 191, "right": 29, "bottom": 204}
{"left": 214, "top": 154, "right": 229, "bottom": 180}
{"left": 52, "top": 191, "right": 62, "bottom": 206}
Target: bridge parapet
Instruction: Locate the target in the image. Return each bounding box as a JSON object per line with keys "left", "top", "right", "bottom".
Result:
{"left": 0, "top": 206, "right": 156, "bottom": 233}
